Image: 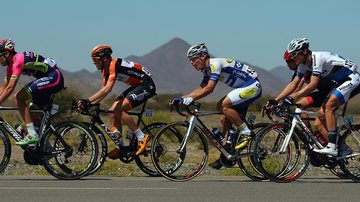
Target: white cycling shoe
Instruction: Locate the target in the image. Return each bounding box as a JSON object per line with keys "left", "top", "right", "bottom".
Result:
{"left": 313, "top": 143, "right": 338, "bottom": 156}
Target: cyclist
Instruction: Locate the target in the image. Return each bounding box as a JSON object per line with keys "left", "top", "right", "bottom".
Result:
{"left": 178, "top": 43, "right": 262, "bottom": 169}
{"left": 77, "top": 45, "right": 156, "bottom": 158}
{"left": 283, "top": 38, "right": 359, "bottom": 156}
{"left": 0, "top": 38, "right": 65, "bottom": 146}
{"left": 263, "top": 50, "right": 335, "bottom": 145}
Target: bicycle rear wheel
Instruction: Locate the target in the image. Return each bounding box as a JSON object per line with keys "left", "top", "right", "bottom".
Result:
{"left": 0, "top": 127, "right": 11, "bottom": 173}
{"left": 135, "top": 122, "right": 167, "bottom": 177}
{"left": 253, "top": 123, "right": 309, "bottom": 183}
{"left": 151, "top": 121, "right": 208, "bottom": 182}
{"left": 41, "top": 122, "right": 98, "bottom": 180}
{"left": 338, "top": 124, "right": 360, "bottom": 182}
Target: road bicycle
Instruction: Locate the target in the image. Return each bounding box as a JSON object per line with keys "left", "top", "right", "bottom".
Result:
{"left": 253, "top": 101, "right": 360, "bottom": 182}
{"left": 70, "top": 100, "right": 166, "bottom": 176}
{"left": 150, "top": 100, "right": 281, "bottom": 182}
{"left": 0, "top": 97, "right": 98, "bottom": 180}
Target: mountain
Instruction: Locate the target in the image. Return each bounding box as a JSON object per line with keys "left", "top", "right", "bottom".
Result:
{"left": 270, "top": 66, "right": 294, "bottom": 83}
{"left": 1, "top": 37, "right": 290, "bottom": 101}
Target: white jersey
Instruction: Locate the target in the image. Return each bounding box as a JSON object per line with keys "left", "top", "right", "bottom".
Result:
{"left": 201, "top": 58, "right": 258, "bottom": 88}
{"left": 297, "top": 51, "right": 357, "bottom": 82}
{"left": 296, "top": 51, "right": 359, "bottom": 103}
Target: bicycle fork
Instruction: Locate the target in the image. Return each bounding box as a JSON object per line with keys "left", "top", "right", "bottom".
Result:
{"left": 178, "top": 115, "right": 197, "bottom": 153}
{"left": 279, "top": 115, "right": 299, "bottom": 153}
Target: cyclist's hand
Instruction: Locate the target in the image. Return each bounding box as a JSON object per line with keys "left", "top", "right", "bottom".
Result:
{"left": 169, "top": 97, "right": 183, "bottom": 106}
{"left": 261, "top": 99, "right": 276, "bottom": 117}
{"left": 77, "top": 98, "right": 90, "bottom": 111}
{"left": 182, "top": 97, "right": 193, "bottom": 106}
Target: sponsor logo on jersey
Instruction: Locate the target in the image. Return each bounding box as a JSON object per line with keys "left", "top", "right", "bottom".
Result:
{"left": 239, "top": 88, "right": 257, "bottom": 99}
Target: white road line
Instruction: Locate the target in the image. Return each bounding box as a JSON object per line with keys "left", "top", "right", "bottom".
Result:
{"left": 0, "top": 187, "right": 177, "bottom": 190}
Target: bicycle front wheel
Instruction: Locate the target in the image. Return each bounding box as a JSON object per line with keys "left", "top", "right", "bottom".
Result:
{"left": 41, "top": 122, "right": 98, "bottom": 180}
{"left": 338, "top": 124, "right": 360, "bottom": 182}
{"left": 0, "top": 127, "right": 11, "bottom": 173}
{"left": 134, "top": 122, "right": 167, "bottom": 177}
{"left": 151, "top": 121, "right": 208, "bottom": 182}
{"left": 253, "top": 122, "right": 309, "bottom": 183}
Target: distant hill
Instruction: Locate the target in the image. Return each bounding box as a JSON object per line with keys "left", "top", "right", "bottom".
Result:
{"left": 270, "top": 66, "right": 294, "bottom": 83}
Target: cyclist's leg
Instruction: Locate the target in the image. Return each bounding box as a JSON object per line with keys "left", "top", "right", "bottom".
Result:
{"left": 117, "top": 78, "right": 156, "bottom": 155}
{"left": 316, "top": 74, "right": 360, "bottom": 155}
{"left": 15, "top": 69, "right": 64, "bottom": 146}
{"left": 223, "top": 80, "right": 262, "bottom": 150}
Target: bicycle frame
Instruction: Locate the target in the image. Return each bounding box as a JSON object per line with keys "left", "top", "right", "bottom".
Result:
{"left": 279, "top": 107, "right": 323, "bottom": 153}
{"left": 0, "top": 106, "right": 57, "bottom": 143}
{"left": 278, "top": 105, "right": 358, "bottom": 160}
{"left": 84, "top": 101, "right": 153, "bottom": 148}
{"left": 177, "top": 109, "right": 252, "bottom": 161}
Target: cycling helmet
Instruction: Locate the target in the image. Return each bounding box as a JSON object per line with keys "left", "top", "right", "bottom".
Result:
{"left": 186, "top": 43, "right": 208, "bottom": 58}
{"left": 287, "top": 38, "right": 309, "bottom": 54}
{"left": 90, "top": 45, "right": 113, "bottom": 57}
{"left": 0, "top": 38, "right": 15, "bottom": 54}
{"left": 283, "top": 50, "right": 294, "bottom": 63}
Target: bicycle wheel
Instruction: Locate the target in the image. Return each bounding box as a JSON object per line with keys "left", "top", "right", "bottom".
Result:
{"left": 41, "top": 122, "right": 98, "bottom": 180}
{"left": 134, "top": 122, "right": 167, "bottom": 177}
{"left": 80, "top": 123, "right": 107, "bottom": 176}
{"left": 0, "top": 127, "right": 11, "bottom": 173}
{"left": 338, "top": 124, "right": 360, "bottom": 182}
{"left": 151, "top": 121, "right": 208, "bottom": 182}
{"left": 237, "top": 123, "right": 270, "bottom": 181}
{"left": 253, "top": 122, "right": 309, "bottom": 183}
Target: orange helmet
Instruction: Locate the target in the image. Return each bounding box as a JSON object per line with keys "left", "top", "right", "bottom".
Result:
{"left": 90, "top": 45, "right": 112, "bottom": 57}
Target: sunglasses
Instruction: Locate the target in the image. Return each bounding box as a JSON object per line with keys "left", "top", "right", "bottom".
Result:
{"left": 290, "top": 50, "right": 302, "bottom": 59}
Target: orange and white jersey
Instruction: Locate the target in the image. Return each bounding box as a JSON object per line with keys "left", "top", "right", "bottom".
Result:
{"left": 102, "top": 58, "right": 151, "bottom": 87}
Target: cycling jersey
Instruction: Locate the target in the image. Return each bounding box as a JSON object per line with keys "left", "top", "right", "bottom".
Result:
{"left": 296, "top": 52, "right": 357, "bottom": 81}
{"left": 296, "top": 51, "right": 359, "bottom": 103}
{"left": 202, "top": 58, "right": 261, "bottom": 111}
{"left": 201, "top": 58, "right": 258, "bottom": 88}
{"left": 102, "top": 58, "right": 151, "bottom": 87}
{"left": 6, "top": 51, "right": 58, "bottom": 80}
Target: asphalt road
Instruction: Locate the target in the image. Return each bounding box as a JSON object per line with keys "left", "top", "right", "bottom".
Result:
{"left": 0, "top": 176, "right": 359, "bottom": 202}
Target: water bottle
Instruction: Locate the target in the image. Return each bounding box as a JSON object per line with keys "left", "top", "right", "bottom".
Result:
{"left": 226, "top": 129, "right": 237, "bottom": 145}
{"left": 212, "top": 128, "right": 225, "bottom": 142}
{"left": 14, "top": 124, "right": 26, "bottom": 138}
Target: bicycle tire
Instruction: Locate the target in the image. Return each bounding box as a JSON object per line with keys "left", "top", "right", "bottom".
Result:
{"left": 253, "top": 122, "right": 309, "bottom": 183}
{"left": 338, "top": 124, "right": 360, "bottom": 182}
{"left": 41, "top": 122, "right": 99, "bottom": 180}
{"left": 237, "top": 122, "right": 270, "bottom": 181}
{"left": 0, "top": 127, "right": 11, "bottom": 173}
{"left": 134, "top": 122, "right": 167, "bottom": 177}
{"left": 151, "top": 121, "right": 208, "bottom": 182}
{"left": 81, "top": 122, "right": 107, "bottom": 176}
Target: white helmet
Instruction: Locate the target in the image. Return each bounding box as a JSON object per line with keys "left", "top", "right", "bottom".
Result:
{"left": 0, "top": 38, "right": 15, "bottom": 53}
{"left": 287, "top": 38, "right": 309, "bottom": 54}
{"left": 186, "top": 43, "right": 208, "bottom": 58}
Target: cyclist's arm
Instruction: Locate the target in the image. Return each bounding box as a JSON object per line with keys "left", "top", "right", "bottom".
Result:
{"left": 290, "top": 75, "right": 319, "bottom": 99}
{"left": 88, "top": 78, "right": 115, "bottom": 103}
{"left": 183, "top": 80, "right": 217, "bottom": 100}
{"left": 275, "top": 76, "right": 301, "bottom": 101}
{"left": 0, "top": 78, "right": 18, "bottom": 105}
{"left": 293, "top": 78, "right": 306, "bottom": 93}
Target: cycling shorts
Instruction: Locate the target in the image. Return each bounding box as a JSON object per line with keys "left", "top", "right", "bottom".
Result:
{"left": 25, "top": 68, "right": 65, "bottom": 109}
{"left": 227, "top": 79, "right": 262, "bottom": 113}
{"left": 117, "top": 77, "right": 156, "bottom": 108}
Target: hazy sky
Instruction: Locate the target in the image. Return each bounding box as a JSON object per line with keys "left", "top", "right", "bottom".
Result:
{"left": 3, "top": 0, "right": 360, "bottom": 72}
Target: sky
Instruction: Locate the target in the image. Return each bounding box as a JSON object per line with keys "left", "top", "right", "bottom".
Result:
{"left": 2, "top": 0, "right": 360, "bottom": 72}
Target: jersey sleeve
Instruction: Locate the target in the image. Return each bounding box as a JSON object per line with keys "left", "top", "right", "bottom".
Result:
{"left": 8, "top": 53, "right": 25, "bottom": 79}
{"left": 209, "top": 60, "right": 221, "bottom": 82}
